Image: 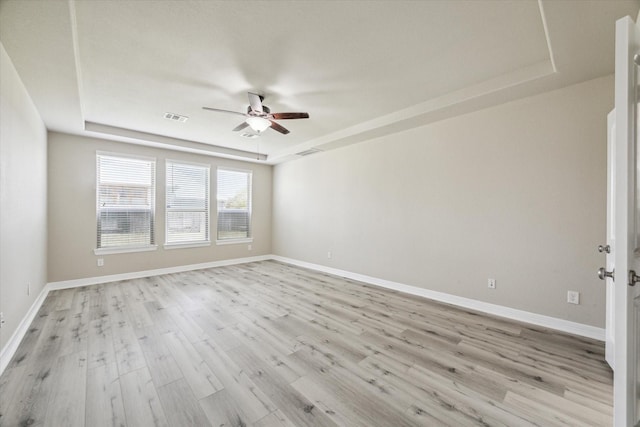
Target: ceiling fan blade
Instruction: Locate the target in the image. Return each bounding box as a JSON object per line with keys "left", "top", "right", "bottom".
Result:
{"left": 202, "top": 106, "right": 247, "bottom": 117}
{"left": 269, "top": 120, "right": 290, "bottom": 134}
{"left": 247, "top": 92, "right": 264, "bottom": 113}
{"left": 232, "top": 121, "right": 250, "bottom": 132}
{"left": 272, "top": 112, "right": 309, "bottom": 120}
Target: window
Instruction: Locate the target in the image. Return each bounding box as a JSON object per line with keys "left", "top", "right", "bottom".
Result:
{"left": 166, "top": 161, "right": 210, "bottom": 246}
{"left": 217, "top": 168, "right": 252, "bottom": 242}
{"left": 96, "top": 153, "right": 156, "bottom": 252}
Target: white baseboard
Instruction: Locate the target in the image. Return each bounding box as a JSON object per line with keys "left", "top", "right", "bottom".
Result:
{"left": 0, "top": 254, "right": 271, "bottom": 376}
{"left": 271, "top": 255, "right": 606, "bottom": 341}
{"left": 47, "top": 254, "right": 272, "bottom": 290}
{"left": 0, "top": 284, "right": 50, "bottom": 375}
{"left": 1, "top": 252, "right": 605, "bottom": 378}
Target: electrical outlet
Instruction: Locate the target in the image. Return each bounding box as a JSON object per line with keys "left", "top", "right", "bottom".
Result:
{"left": 97, "top": 258, "right": 104, "bottom": 267}
{"left": 0, "top": 312, "right": 4, "bottom": 328}
{"left": 488, "top": 278, "right": 496, "bottom": 289}
{"left": 327, "top": 251, "right": 332, "bottom": 259}
{"left": 567, "top": 291, "right": 580, "bottom": 305}
{"left": 248, "top": 244, "right": 252, "bottom": 251}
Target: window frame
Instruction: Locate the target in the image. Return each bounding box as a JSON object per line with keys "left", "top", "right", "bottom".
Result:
{"left": 164, "top": 159, "right": 211, "bottom": 249}
{"left": 94, "top": 151, "right": 157, "bottom": 255}
{"left": 216, "top": 166, "right": 253, "bottom": 245}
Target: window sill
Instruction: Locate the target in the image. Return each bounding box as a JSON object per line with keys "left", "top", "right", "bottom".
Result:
{"left": 163, "top": 241, "right": 211, "bottom": 250}
{"left": 216, "top": 238, "right": 253, "bottom": 246}
{"left": 94, "top": 245, "right": 158, "bottom": 255}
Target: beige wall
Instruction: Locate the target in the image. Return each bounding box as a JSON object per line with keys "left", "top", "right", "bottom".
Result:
{"left": 0, "top": 43, "right": 48, "bottom": 350}
{"left": 47, "top": 133, "right": 272, "bottom": 282}
{"left": 273, "top": 75, "right": 612, "bottom": 328}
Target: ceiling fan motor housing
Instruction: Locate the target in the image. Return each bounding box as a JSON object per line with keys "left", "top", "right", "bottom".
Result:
{"left": 247, "top": 105, "right": 270, "bottom": 116}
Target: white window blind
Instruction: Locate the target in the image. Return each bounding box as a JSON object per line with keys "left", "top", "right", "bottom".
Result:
{"left": 166, "top": 161, "right": 210, "bottom": 245}
{"left": 217, "top": 168, "right": 252, "bottom": 240}
{"left": 97, "top": 154, "right": 155, "bottom": 249}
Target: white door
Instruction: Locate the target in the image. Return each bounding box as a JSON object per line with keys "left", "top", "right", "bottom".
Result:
{"left": 612, "top": 15, "right": 640, "bottom": 427}
{"left": 604, "top": 109, "right": 616, "bottom": 370}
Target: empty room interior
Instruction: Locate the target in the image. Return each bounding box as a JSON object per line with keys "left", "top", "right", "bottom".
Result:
{"left": 1, "top": 1, "right": 639, "bottom": 426}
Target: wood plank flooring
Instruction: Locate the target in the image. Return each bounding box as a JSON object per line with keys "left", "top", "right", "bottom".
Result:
{"left": 0, "top": 260, "right": 613, "bottom": 426}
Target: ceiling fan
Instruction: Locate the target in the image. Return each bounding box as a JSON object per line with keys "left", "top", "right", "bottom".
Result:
{"left": 202, "top": 92, "right": 309, "bottom": 135}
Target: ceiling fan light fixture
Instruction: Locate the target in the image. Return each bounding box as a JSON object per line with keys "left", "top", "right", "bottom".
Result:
{"left": 246, "top": 116, "right": 271, "bottom": 133}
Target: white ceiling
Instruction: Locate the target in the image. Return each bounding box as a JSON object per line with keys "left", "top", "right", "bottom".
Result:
{"left": 1, "top": 0, "right": 638, "bottom": 164}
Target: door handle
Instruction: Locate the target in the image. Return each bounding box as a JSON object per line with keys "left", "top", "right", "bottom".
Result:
{"left": 629, "top": 270, "right": 639, "bottom": 287}
{"left": 598, "top": 244, "right": 611, "bottom": 253}
{"left": 598, "top": 267, "right": 614, "bottom": 280}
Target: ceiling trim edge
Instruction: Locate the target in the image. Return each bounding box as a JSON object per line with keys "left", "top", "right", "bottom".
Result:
{"left": 538, "top": 0, "right": 557, "bottom": 73}
{"left": 268, "top": 59, "right": 556, "bottom": 164}
{"left": 84, "top": 121, "right": 268, "bottom": 163}
{"left": 68, "top": 0, "right": 86, "bottom": 124}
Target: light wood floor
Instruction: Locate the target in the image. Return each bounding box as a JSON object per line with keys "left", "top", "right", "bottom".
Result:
{"left": 0, "top": 260, "right": 612, "bottom": 426}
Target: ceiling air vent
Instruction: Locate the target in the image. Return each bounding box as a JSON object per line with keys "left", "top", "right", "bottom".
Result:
{"left": 296, "top": 148, "right": 322, "bottom": 157}
{"left": 163, "top": 112, "right": 188, "bottom": 123}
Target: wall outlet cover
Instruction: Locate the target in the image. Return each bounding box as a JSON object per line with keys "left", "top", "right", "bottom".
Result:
{"left": 567, "top": 291, "right": 580, "bottom": 305}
